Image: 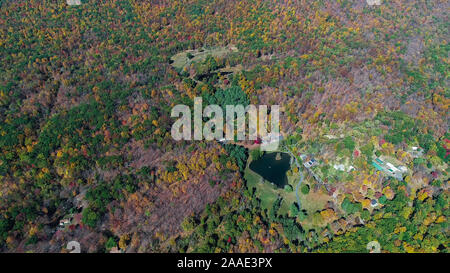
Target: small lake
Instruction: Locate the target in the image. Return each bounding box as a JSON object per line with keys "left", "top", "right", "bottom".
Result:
{"left": 249, "top": 152, "right": 292, "bottom": 188}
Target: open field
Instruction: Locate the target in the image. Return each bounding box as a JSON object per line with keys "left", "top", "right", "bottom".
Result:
{"left": 170, "top": 46, "right": 238, "bottom": 71}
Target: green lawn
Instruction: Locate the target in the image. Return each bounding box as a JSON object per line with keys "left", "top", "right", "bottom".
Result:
{"left": 170, "top": 46, "right": 236, "bottom": 71}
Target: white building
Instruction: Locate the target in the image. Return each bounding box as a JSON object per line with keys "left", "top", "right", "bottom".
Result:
{"left": 304, "top": 158, "right": 317, "bottom": 168}
{"left": 333, "top": 164, "right": 346, "bottom": 171}
{"left": 59, "top": 219, "right": 70, "bottom": 226}
{"left": 67, "top": 0, "right": 81, "bottom": 6}
{"left": 366, "top": 0, "right": 381, "bottom": 6}
{"left": 334, "top": 164, "right": 355, "bottom": 172}
{"left": 386, "top": 163, "right": 400, "bottom": 173}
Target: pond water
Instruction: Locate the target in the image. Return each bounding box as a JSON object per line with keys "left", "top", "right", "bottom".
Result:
{"left": 249, "top": 152, "right": 292, "bottom": 188}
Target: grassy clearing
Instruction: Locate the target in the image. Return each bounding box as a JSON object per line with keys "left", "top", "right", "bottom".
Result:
{"left": 170, "top": 46, "right": 238, "bottom": 71}
{"left": 298, "top": 180, "right": 331, "bottom": 213}
{"left": 244, "top": 165, "right": 277, "bottom": 210}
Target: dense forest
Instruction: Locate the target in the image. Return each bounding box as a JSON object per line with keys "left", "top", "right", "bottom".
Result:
{"left": 0, "top": 0, "right": 448, "bottom": 252}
